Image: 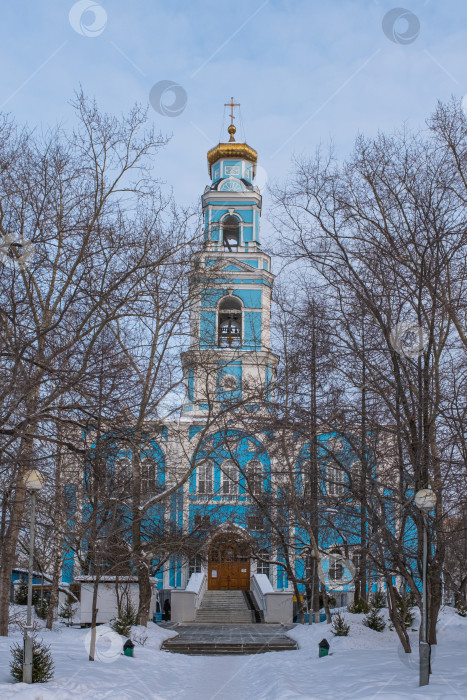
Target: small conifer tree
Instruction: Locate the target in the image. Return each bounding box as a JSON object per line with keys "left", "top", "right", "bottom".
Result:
{"left": 10, "top": 637, "right": 54, "bottom": 683}
{"left": 59, "top": 595, "right": 77, "bottom": 625}
{"left": 34, "top": 598, "right": 49, "bottom": 620}
{"left": 14, "top": 581, "right": 28, "bottom": 605}
{"left": 331, "top": 610, "right": 350, "bottom": 636}
{"left": 347, "top": 597, "right": 370, "bottom": 614}
{"left": 110, "top": 600, "right": 138, "bottom": 637}
{"left": 363, "top": 607, "right": 386, "bottom": 632}
{"left": 370, "top": 590, "right": 386, "bottom": 610}
{"left": 455, "top": 600, "right": 467, "bottom": 617}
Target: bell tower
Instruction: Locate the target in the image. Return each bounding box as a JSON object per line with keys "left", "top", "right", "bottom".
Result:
{"left": 182, "top": 100, "right": 279, "bottom": 415}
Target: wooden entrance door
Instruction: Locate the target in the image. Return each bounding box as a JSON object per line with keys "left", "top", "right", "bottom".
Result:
{"left": 208, "top": 537, "right": 250, "bottom": 590}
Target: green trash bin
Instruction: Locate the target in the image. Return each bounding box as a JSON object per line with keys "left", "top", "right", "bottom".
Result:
{"left": 318, "top": 638, "right": 330, "bottom": 658}
{"left": 123, "top": 640, "right": 134, "bottom": 657}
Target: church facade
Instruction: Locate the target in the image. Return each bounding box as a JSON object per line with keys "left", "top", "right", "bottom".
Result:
{"left": 165, "top": 118, "right": 285, "bottom": 594}
{"left": 64, "top": 112, "right": 364, "bottom": 617}
{"left": 156, "top": 118, "right": 360, "bottom": 603}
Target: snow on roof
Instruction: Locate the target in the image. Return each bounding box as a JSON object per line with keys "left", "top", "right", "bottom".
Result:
{"left": 12, "top": 568, "right": 52, "bottom": 580}
{"left": 75, "top": 576, "right": 157, "bottom": 583}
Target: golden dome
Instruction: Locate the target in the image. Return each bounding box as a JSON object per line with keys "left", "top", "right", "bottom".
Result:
{"left": 207, "top": 138, "right": 258, "bottom": 176}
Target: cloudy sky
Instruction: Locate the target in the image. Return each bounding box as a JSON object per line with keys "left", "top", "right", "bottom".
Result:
{"left": 1, "top": 0, "right": 466, "bottom": 241}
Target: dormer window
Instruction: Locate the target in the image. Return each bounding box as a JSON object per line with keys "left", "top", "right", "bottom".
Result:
{"left": 223, "top": 215, "right": 240, "bottom": 251}
{"left": 218, "top": 295, "right": 242, "bottom": 348}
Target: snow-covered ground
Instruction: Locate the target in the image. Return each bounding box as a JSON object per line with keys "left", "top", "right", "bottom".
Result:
{"left": 0, "top": 606, "right": 466, "bottom": 699}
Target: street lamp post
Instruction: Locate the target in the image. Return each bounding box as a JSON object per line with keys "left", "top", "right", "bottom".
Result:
{"left": 22, "top": 470, "right": 44, "bottom": 684}
{"left": 414, "top": 488, "right": 437, "bottom": 688}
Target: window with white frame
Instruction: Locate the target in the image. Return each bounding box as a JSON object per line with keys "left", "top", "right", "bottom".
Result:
{"left": 257, "top": 549, "right": 270, "bottom": 578}
{"left": 218, "top": 295, "right": 242, "bottom": 349}
{"left": 198, "top": 461, "right": 213, "bottom": 495}
{"left": 189, "top": 555, "right": 203, "bottom": 576}
{"left": 327, "top": 465, "right": 346, "bottom": 497}
{"left": 140, "top": 457, "right": 157, "bottom": 493}
{"left": 352, "top": 549, "right": 361, "bottom": 573}
{"left": 222, "top": 215, "right": 240, "bottom": 251}
{"left": 247, "top": 460, "right": 263, "bottom": 495}
{"left": 113, "top": 456, "right": 132, "bottom": 495}
{"left": 247, "top": 516, "right": 263, "bottom": 531}
{"left": 221, "top": 460, "right": 238, "bottom": 495}
{"left": 351, "top": 459, "right": 362, "bottom": 494}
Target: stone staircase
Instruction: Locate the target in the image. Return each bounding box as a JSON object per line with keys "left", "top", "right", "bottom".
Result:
{"left": 194, "top": 590, "right": 253, "bottom": 624}
{"left": 161, "top": 623, "right": 298, "bottom": 655}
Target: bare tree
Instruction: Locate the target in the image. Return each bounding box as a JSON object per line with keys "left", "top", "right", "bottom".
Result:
{"left": 0, "top": 92, "right": 199, "bottom": 634}
{"left": 271, "top": 102, "right": 467, "bottom": 647}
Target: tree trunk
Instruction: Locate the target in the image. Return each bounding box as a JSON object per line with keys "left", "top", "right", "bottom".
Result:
{"left": 0, "top": 471, "right": 27, "bottom": 636}
{"left": 387, "top": 581, "right": 411, "bottom": 654}
{"left": 427, "top": 563, "right": 442, "bottom": 645}
{"left": 321, "top": 582, "right": 332, "bottom": 623}
{"left": 137, "top": 566, "right": 151, "bottom": 626}
{"left": 89, "top": 579, "right": 99, "bottom": 661}
{"left": 46, "top": 550, "right": 62, "bottom": 629}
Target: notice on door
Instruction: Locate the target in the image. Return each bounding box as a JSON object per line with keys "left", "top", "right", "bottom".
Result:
{"left": 211, "top": 570, "right": 217, "bottom": 577}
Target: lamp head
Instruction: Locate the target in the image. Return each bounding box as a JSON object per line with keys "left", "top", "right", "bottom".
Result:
{"left": 24, "top": 469, "right": 45, "bottom": 492}
{"left": 414, "top": 488, "right": 436, "bottom": 512}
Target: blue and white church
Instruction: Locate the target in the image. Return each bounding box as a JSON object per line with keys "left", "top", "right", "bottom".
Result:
{"left": 66, "top": 105, "right": 365, "bottom": 624}
{"left": 158, "top": 110, "right": 357, "bottom": 620}
{"left": 172, "top": 112, "right": 285, "bottom": 601}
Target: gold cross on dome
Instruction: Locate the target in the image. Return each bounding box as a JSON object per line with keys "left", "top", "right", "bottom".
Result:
{"left": 225, "top": 97, "right": 240, "bottom": 125}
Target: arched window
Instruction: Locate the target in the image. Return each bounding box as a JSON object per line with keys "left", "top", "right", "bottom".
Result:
{"left": 221, "top": 460, "right": 238, "bottom": 495}
{"left": 222, "top": 215, "right": 240, "bottom": 251}
{"left": 140, "top": 457, "right": 157, "bottom": 494}
{"left": 247, "top": 460, "right": 263, "bottom": 495}
{"left": 198, "top": 461, "right": 213, "bottom": 495}
{"left": 218, "top": 295, "right": 242, "bottom": 348}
